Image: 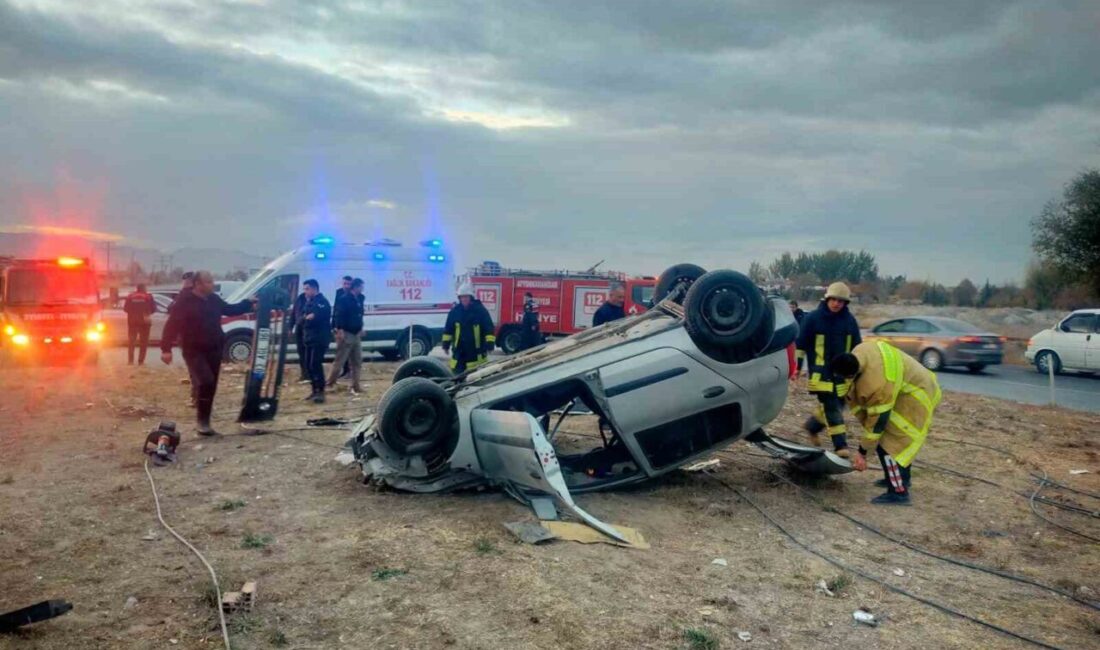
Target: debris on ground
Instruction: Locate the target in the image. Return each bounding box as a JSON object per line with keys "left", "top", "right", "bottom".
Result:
{"left": 815, "top": 580, "right": 835, "bottom": 597}
{"left": 123, "top": 596, "right": 138, "bottom": 610}
{"left": 893, "top": 568, "right": 906, "bottom": 577}
{"left": 737, "top": 630, "right": 753, "bottom": 642}
{"left": 711, "top": 558, "right": 728, "bottom": 567}
{"left": 853, "top": 609, "right": 878, "bottom": 627}
{"left": 540, "top": 521, "right": 649, "bottom": 549}
{"left": 503, "top": 521, "right": 557, "bottom": 545}
{"left": 221, "top": 581, "right": 257, "bottom": 613}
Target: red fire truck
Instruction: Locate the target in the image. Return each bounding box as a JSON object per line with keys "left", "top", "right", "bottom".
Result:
{"left": 0, "top": 256, "right": 105, "bottom": 364}
{"left": 467, "top": 262, "right": 657, "bottom": 354}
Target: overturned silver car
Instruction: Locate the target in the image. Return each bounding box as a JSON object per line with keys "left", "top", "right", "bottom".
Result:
{"left": 348, "top": 265, "right": 851, "bottom": 540}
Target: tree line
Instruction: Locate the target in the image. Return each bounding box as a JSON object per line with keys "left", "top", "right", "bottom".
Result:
{"left": 749, "top": 167, "right": 1098, "bottom": 310}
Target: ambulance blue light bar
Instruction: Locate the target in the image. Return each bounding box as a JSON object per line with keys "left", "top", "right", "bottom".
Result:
{"left": 310, "top": 236, "right": 335, "bottom": 245}
{"left": 315, "top": 252, "right": 327, "bottom": 260}
{"left": 428, "top": 254, "right": 446, "bottom": 262}
{"left": 373, "top": 252, "right": 386, "bottom": 261}
{"left": 420, "top": 238, "right": 444, "bottom": 248}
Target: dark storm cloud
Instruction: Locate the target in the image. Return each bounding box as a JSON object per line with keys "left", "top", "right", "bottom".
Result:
{"left": 1, "top": 0, "right": 1098, "bottom": 283}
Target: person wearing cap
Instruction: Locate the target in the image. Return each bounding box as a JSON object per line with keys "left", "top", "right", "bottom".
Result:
{"left": 442, "top": 283, "right": 496, "bottom": 373}
{"left": 829, "top": 341, "right": 942, "bottom": 505}
{"left": 795, "top": 282, "right": 862, "bottom": 457}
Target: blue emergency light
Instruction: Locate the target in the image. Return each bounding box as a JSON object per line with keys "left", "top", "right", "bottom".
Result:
{"left": 315, "top": 252, "right": 327, "bottom": 260}
{"left": 428, "top": 254, "right": 446, "bottom": 262}
{"left": 373, "top": 252, "right": 386, "bottom": 261}
{"left": 310, "top": 236, "right": 334, "bottom": 245}
{"left": 420, "top": 238, "right": 444, "bottom": 248}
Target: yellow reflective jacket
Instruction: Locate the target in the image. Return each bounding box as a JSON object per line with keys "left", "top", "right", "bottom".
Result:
{"left": 846, "top": 341, "right": 942, "bottom": 466}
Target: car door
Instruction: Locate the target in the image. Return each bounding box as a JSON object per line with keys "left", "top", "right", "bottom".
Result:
{"left": 147, "top": 294, "right": 173, "bottom": 344}
{"left": 1053, "top": 313, "right": 1095, "bottom": 370}
{"left": 869, "top": 319, "right": 905, "bottom": 348}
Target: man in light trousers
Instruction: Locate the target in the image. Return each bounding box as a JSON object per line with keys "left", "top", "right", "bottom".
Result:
{"left": 326, "top": 277, "right": 365, "bottom": 394}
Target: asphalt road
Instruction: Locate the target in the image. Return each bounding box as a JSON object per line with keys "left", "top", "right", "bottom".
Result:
{"left": 935, "top": 363, "right": 1100, "bottom": 413}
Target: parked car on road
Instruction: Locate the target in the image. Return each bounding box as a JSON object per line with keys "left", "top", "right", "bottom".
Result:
{"left": 1025, "top": 309, "right": 1100, "bottom": 375}
{"left": 864, "top": 316, "right": 1004, "bottom": 373}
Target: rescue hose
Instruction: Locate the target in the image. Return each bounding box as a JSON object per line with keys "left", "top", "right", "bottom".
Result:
{"left": 705, "top": 472, "right": 1070, "bottom": 650}
{"left": 143, "top": 458, "right": 231, "bottom": 650}
{"left": 717, "top": 452, "right": 1100, "bottom": 612}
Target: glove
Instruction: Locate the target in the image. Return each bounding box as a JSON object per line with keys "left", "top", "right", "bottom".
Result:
{"left": 442, "top": 344, "right": 451, "bottom": 354}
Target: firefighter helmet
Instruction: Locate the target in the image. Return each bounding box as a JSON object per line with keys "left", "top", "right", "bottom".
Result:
{"left": 456, "top": 282, "right": 474, "bottom": 298}
{"left": 824, "top": 282, "right": 852, "bottom": 302}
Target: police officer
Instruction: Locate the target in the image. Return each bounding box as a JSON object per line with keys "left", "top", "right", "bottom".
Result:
{"left": 830, "top": 340, "right": 942, "bottom": 505}
{"left": 296, "top": 279, "right": 332, "bottom": 403}
{"left": 442, "top": 283, "right": 495, "bottom": 374}
{"left": 123, "top": 283, "right": 156, "bottom": 365}
{"left": 795, "top": 282, "right": 862, "bottom": 457}
{"left": 290, "top": 289, "right": 309, "bottom": 383}
{"left": 160, "top": 271, "right": 255, "bottom": 435}
{"left": 593, "top": 283, "right": 626, "bottom": 326}
{"left": 520, "top": 292, "right": 541, "bottom": 350}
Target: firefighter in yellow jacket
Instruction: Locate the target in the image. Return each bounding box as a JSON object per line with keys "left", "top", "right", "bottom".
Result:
{"left": 441, "top": 283, "right": 496, "bottom": 374}
{"left": 829, "top": 340, "right": 942, "bottom": 505}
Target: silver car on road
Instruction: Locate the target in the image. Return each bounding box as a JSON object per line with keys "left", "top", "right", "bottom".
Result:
{"left": 348, "top": 265, "right": 850, "bottom": 540}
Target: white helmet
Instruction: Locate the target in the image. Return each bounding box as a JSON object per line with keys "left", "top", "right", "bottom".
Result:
{"left": 456, "top": 282, "right": 474, "bottom": 298}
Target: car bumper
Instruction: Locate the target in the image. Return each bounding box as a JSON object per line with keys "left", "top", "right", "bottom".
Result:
{"left": 947, "top": 349, "right": 1003, "bottom": 366}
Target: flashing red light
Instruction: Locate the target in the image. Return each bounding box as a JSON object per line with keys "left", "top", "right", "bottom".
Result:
{"left": 57, "top": 257, "right": 85, "bottom": 267}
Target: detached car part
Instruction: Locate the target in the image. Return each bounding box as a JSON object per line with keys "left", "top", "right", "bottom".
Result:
{"left": 348, "top": 265, "right": 851, "bottom": 537}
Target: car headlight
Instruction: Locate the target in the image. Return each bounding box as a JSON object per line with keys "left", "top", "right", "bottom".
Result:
{"left": 3, "top": 325, "right": 14, "bottom": 336}
{"left": 12, "top": 333, "right": 30, "bottom": 346}
{"left": 85, "top": 330, "right": 102, "bottom": 342}
{"left": 95, "top": 322, "right": 106, "bottom": 332}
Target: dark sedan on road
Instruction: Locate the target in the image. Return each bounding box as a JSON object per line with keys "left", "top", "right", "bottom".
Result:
{"left": 865, "top": 316, "right": 1004, "bottom": 372}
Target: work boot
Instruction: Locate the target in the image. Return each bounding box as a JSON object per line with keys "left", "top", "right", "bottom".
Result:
{"left": 871, "top": 490, "right": 912, "bottom": 506}
{"left": 349, "top": 386, "right": 362, "bottom": 395}
{"left": 312, "top": 392, "right": 325, "bottom": 404}
{"left": 830, "top": 434, "right": 848, "bottom": 452}
{"left": 196, "top": 420, "right": 218, "bottom": 436}
{"left": 303, "top": 392, "right": 317, "bottom": 401}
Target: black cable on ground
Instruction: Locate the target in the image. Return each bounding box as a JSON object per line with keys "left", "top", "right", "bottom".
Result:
{"left": 1030, "top": 473, "right": 1100, "bottom": 500}
{"left": 936, "top": 436, "right": 1021, "bottom": 460}
{"left": 1029, "top": 471, "right": 1100, "bottom": 544}
{"left": 715, "top": 452, "right": 1100, "bottom": 612}
{"left": 705, "top": 472, "right": 1069, "bottom": 650}
{"left": 915, "top": 460, "right": 1100, "bottom": 518}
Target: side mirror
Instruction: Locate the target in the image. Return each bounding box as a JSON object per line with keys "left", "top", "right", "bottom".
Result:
{"left": 1060, "top": 323, "right": 1071, "bottom": 333}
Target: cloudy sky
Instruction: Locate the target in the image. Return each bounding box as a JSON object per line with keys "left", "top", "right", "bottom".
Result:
{"left": 2, "top": 0, "right": 1099, "bottom": 283}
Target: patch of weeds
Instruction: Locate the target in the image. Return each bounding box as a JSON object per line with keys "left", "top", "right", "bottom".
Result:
{"left": 200, "top": 583, "right": 221, "bottom": 610}
{"left": 241, "top": 533, "right": 274, "bottom": 549}
{"left": 683, "top": 627, "right": 719, "bottom": 650}
{"left": 474, "top": 538, "right": 500, "bottom": 555}
{"left": 270, "top": 629, "right": 289, "bottom": 647}
{"left": 827, "top": 573, "right": 852, "bottom": 594}
{"left": 218, "top": 499, "right": 246, "bottom": 511}
{"left": 371, "top": 568, "right": 408, "bottom": 581}
{"left": 229, "top": 613, "right": 261, "bottom": 636}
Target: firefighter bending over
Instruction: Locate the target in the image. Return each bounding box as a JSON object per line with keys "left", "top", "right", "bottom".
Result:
{"left": 829, "top": 341, "right": 942, "bottom": 505}
{"left": 796, "top": 282, "right": 862, "bottom": 457}
{"left": 442, "top": 283, "right": 495, "bottom": 374}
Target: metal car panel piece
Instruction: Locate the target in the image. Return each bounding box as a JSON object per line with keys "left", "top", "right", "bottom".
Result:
{"left": 746, "top": 429, "right": 853, "bottom": 475}
{"left": 470, "top": 409, "right": 628, "bottom": 543}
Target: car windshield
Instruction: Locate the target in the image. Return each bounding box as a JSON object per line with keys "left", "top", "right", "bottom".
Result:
{"left": 935, "top": 318, "right": 983, "bottom": 333}
{"left": 5, "top": 268, "right": 99, "bottom": 305}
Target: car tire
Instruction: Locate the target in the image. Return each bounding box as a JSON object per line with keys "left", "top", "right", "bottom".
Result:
{"left": 653, "top": 263, "right": 707, "bottom": 305}
{"left": 395, "top": 329, "right": 433, "bottom": 360}
{"left": 683, "top": 270, "right": 771, "bottom": 363}
{"left": 1035, "top": 350, "right": 1062, "bottom": 375}
{"left": 920, "top": 348, "right": 944, "bottom": 371}
{"left": 377, "top": 377, "right": 458, "bottom": 456}
{"left": 498, "top": 326, "right": 523, "bottom": 355}
{"left": 967, "top": 364, "right": 985, "bottom": 374}
{"left": 224, "top": 332, "right": 253, "bottom": 363}
{"left": 392, "top": 356, "right": 453, "bottom": 383}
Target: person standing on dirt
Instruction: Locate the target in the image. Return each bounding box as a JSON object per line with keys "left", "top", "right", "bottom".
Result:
{"left": 520, "top": 292, "right": 541, "bottom": 350}
{"left": 829, "top": 340, "right": 941, "bottom": 505}
{"left": 789, "top": 300, "right": 806, "bottom": 377}
{"left": 160, "top": 271, "right": 255, "bottom": 435}
{"left": 326, "top": 277, "right": 365, "bottom": 395}
{"left": 123, "top": 283, "right": 156, "bottom": 365}
{"left": 169, "top": 271, "right": 198, "bottom": 405}
{"left": 290, "top": 288, "right": 309, "bottom": 383}
{"left": 332, "top": 275, "right": 354, "bottom": 379}
{"left": 593, "top": 283, "right": 626, "bottom": 327}
{"left": 297, "top": 279, "right": 332, "bottom": 403}
{"left": 442, "top": 283, "right": 495, "bottom": 374}
{"left": 796, "top": 282, "right": 862, "bottom": 458}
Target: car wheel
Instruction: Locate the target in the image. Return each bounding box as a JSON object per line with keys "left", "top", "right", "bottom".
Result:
{"left": 378, "top": 377, "right": 458, "bottom": 456}
{"left": 498, "top": 326, "right": 523, "bottom": 355}
{"left": 920, "top": 348, "right": 944, "bottom": 371}
{"left": 967, "top": 364, "right": 985, "bottom": 374}
{"left": 392, "top": 356, "right": 453, "bottom": 383}
{"left": 1035, "top": 350, "right": 1062, "bottom": 375}
{"left": 396, "top": 329, "right": 432, "bottom": 360}
{"left": 653, "top": 263, "right": 707, "bottom": 305}
{"left": 224, "top": 332, "right": 253, "bottom": 363}
{"left": 683, "top": 270, "right": 770, "bottom": 363}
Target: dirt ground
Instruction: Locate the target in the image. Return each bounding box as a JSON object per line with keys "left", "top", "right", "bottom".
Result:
{"left": 1, "top": 355, "right": 1098, "bottom": 650}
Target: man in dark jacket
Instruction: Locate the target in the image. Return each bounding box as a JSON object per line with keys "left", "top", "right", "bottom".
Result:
{"left": 160, "top": 271, "right": 255, "bottom": 435}
{"left": 789, "top": 300, "right": 806, "bottom": 376}
{"left": 123, "top": 283, "right": 157, "bottom": 365}
{"left": 442, "top": 283, "right": 495, "bottom": 374}
{"left": 592, "top": 283, "right": 626, "bottom": 327}
{"left": 520, "top": 292, "right": 541, "bottom": 350}
{"left": 795, "top": 282, "right": 862, "bottom": 457}
{"left": 326, "top": 277, "right": 365, "bottom": 394}
{"left": 296, "top": 279, "right": 332, "bottom": 402}
{"left": 291, "top": 290, "right": 309, "bottom": 383}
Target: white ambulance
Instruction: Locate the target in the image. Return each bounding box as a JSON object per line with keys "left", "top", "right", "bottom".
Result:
{"left": 219, "top": 237, "right": 455, "bottom": 363}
